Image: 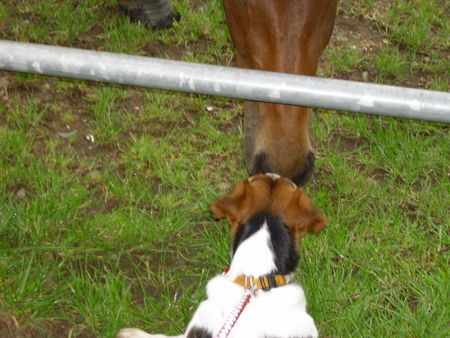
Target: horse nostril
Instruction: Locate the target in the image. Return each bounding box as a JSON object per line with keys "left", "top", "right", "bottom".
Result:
{"left": 292, "top": 152, "right": 315, "bottom": 186}
{"left": 250, "top": 152, "right": 270, "bottom": 175}
{"left": 250, "top": 151, "right": 315, "bottom": 186}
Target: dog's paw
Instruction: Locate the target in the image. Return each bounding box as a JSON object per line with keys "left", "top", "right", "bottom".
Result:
{"left": 116, "top": 328, "right": 153, "bottom": 338}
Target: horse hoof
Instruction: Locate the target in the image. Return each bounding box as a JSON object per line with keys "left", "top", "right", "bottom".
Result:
{"left": 118, "top": 0, "right": 180, "bottom": 30}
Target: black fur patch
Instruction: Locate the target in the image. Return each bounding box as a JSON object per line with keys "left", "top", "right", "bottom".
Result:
{"left": 187, "top": 326, "right": 212, "bottom": 338}
{"left": 250, "top": 152, "right": 270, "bottom": 175}
{"left": 292, "top": 151, "right": 315, "bottom": 187}
{"left": 232, "top": 212, "right": 299, "bottom": 275}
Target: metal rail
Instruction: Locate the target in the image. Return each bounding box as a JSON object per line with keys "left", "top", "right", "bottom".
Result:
{"left": 0, "top": 40, "right": 449, "bottom": 123}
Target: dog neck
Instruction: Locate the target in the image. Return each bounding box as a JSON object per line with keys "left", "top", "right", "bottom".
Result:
{"left": 226, "top": 212, "right": 299, "bottom": 281}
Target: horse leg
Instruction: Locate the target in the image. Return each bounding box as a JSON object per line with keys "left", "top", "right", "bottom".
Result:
{"left": 118, "top": 0, "right": 180, "bottom": 29}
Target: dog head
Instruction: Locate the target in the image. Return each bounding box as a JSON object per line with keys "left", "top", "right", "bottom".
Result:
{"left": 211, "top": 173, "right": 328, "bottom": 243}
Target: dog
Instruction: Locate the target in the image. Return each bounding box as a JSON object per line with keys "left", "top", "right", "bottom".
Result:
{"left": 118, "top": 173, "right": 328, "bottom": 338}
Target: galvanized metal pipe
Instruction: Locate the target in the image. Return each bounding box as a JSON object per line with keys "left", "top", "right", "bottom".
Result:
{"left": 0, "top": 40, "right": 449, "bottom": 123}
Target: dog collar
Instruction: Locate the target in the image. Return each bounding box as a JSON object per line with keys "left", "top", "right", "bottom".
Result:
{"left": 233, "top": 273, "right": 287, "bottom": 292}
{"left": 216, "top": 270, "right": 288, "bottom": 337}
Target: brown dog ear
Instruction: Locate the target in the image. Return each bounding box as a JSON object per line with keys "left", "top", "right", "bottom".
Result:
{"left": 282, "top": 189, "right": 328, "bottom": 241}
{"left": 211, "top": 181, "right": 247, "bottom": 229}
{"left": 211, "top": 178, "right": 272, "bottom": 229}
{"left": 211, "top": 195, "right": 238, "bottom": 219}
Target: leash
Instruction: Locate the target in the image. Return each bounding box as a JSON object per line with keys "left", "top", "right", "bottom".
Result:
{"left": 214, "top": 287, "right": 253, "bottom": 338}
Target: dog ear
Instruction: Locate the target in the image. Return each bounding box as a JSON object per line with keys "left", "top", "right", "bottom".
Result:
{"left": 211, "top": 181, "right": 247, "bottom": 229}
{"left": 282, "top": 189, "right": 328, "bottom": 241}
{"left": 211, "top": 178, "right": 271, "bottom": 229}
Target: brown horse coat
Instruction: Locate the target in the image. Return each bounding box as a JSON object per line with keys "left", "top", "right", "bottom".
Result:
{"left": 223, "top": 0, "right": 338, "bottom": 185}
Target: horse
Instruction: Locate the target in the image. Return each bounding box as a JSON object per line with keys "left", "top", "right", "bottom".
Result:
{"left": 120, "top": 0, "right": 338, "bottom": 185}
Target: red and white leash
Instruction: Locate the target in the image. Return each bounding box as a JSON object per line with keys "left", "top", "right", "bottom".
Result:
{"left": 215, "top": 268, "right": 254, "bottom": 338}
{"left": 214, "top": 288, "right": 252, "bottom": 338}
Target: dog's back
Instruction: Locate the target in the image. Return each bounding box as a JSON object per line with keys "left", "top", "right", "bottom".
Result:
{"left": 187, "top": 188, "right": 326, "bottom": 337}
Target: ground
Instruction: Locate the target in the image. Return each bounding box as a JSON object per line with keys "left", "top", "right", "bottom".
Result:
{"left": 0, "top": 0, "right": 448, "bottom": 337}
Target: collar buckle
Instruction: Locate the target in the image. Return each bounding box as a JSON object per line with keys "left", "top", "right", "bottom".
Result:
{"left": 244, "top": 275, "right": 257, "bottom": 294}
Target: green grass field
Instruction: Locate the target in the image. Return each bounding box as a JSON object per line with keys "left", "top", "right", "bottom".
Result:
{"left": 0, "top": 0, "right": 449, "bottom": 337}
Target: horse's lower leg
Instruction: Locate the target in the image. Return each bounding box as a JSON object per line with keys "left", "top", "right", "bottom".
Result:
{"left": 118, "top": 0, "right": 180, "bottom": 29}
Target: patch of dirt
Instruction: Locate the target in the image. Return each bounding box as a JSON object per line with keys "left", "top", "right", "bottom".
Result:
{"left": 329, "top": 129, "right": 367, "bottom": 153}
{"left": 351, "top": 163, "right": 396, "bottom": 187}
{"left": 144, "top": 40, "right": 178, "bottom": 58}
{"left": 320, "top": 1, "right": 443, "bottom": 88}
{"left": 123, "top": 249, "right": 194, "bottom": 305}
{"left": 0, "top": 74, "right": 150, "bottom": 167}
{"left": 118, "top": 89, "right": 145, "bottom": 112}
{"left": 63, "top": 245, "right": 201, "bottom": 307}
{"left": 6, "top": 183, "right": 35, "bottom": 203}
{"left": 311, "top": 165, "right": 338, "bottom": 194}
{"left": 0, "top": 75, "right": 102, "bottom": 156}
{"left": 368, "top": 167, "right": 390, "bottom": 184}
{"left": 410, "top": 171, "right": 441, "bottom": 191}
{"left": 0, "top": 315, "right": 93, "bottom": 338}
{"left": 74, "top": 25, "right": 107, "bottom": 51}
{"left": 141, "top": 117, "right": 184, "bottom": 138}
{"left": 399, "top": 202, "right": 419, "bottom": 223}
{"left": 334, "top": 10, "right": 387, "bottom": 53}
{"left": 87, "top": 174, "right": 161, "bottom": 217}
{"left": 319, "top": 7, "right": 387, "bottom": 82}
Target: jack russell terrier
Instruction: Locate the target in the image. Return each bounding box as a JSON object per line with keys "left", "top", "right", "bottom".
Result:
{"left": 118, "top": 173, "right": 327, "bottom": 338}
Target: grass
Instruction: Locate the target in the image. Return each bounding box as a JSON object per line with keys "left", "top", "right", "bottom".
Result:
{"left": 0, "top": 0, "right": 449, "bottom": 337}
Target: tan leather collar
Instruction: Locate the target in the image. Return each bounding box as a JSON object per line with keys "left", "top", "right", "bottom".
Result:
{"left": 233, "top": 273, "right": 287, "bottom": 292}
